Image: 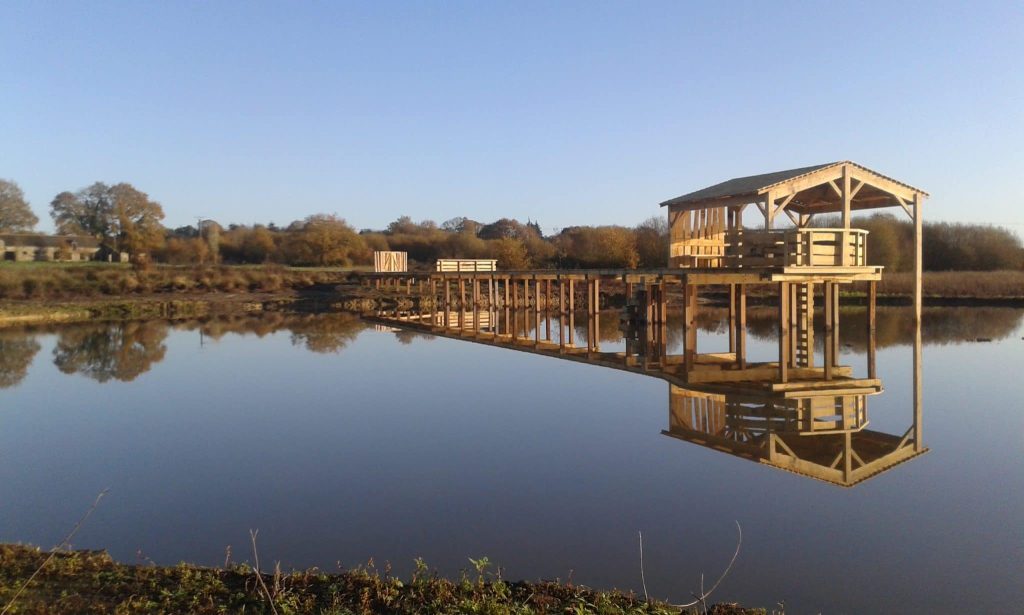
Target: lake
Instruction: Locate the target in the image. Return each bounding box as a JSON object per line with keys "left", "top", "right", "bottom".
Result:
{"left": 1, "top": 306, "right": 1022, "bottom": 613}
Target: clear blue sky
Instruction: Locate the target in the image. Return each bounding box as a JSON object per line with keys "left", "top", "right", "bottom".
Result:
{"left": 2, "top": 1, "right": 1022, "bottom": 234}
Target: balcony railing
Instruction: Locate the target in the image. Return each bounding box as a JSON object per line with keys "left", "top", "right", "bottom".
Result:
{"left": 669, "top": 228, "right": 868, "bottom": 269}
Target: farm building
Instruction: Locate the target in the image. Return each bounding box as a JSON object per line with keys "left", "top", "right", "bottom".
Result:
{"left": 0, "top": 234, "right": 102, "bottom": 262}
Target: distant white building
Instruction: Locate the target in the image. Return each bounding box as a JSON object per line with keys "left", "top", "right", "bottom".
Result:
{"left": 0, "top": 234, "right": 102, "bottom": 262}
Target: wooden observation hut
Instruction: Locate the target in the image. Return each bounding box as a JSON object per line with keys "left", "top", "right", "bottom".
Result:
{"left": 662, "top": 160, "right": 928, "bottom": 317}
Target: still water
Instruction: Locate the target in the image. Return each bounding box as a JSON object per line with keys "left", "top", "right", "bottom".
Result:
{"left": 1, "top": 307, "right": 1022, "bottom": 613}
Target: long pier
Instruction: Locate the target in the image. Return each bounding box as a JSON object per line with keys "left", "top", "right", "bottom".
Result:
{"left": 357, "top": 265, "right": 882, "bottom": 386}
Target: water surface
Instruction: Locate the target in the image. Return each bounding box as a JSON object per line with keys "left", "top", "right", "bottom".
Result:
{"left": 1, "top": 307, "right": 1022, "bottom": 613}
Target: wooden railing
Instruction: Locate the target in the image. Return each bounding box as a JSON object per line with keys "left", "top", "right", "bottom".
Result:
{"left": 669, "top": 228, "right": 868, "bottom": 269}
{"left": 435, "top": 258, "right": 498, "bottom": 272}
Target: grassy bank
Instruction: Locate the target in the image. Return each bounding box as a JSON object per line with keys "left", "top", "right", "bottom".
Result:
{"left": 0, "top": 263, "right": 354, "bottom": 301}
{"left": 0, "top": 545, "right": 762, "bottom": 615}
{"left": 876, "top": 270, "right": 1024, "bottom": 301}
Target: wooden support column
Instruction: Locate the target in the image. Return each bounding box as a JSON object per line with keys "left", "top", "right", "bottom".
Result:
{"left": 736, "top": 284, "right": 746, "bottom": 368}
{"left": 658, "top": 281, "right": 667, "bottom": 325}
{"left": 778, "top": 281, "right": 790, "bottom": 383}
{"left": 824, "top": 281, "right": 834, "bottom": 380}
{"left": 683, "top": 282, "right": 697, "bottom": 373}
{"left": 545, "top": 279, "right": 552, "bottom": 312}
{"left": 832, "top": 282, "right": 841, "bottom": 369}
{"left": 867, "top": 280, "right": 877, "bottom": 378}
{"left": 789, "top": 282, "right": 799, "bottom": 367}
{"left": 841, "top": 164, "right": 852, "bottom": 266}
{"left": 913, "top": 193, "right": 923, "bottom": 325}
{"left": 534, "top": 279, "right": 541, "bottom": 346}
{"left": 458, "top": 278, "right": 466, "bottom": 330}
{"left": 558, "top": 277, "right": 566, "bottom": 316}
{"left": 443, "top": 279, "right": 451, "bottom": 328}
{"left": 567, "top": 279, "right": 575, "bottom": 346}
{"left": 728, "top": 284, "right": 737, "bottom": 354}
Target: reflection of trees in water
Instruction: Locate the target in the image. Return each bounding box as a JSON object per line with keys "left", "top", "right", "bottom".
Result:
{"left": 53, "top": 321, "right": 169, "bottom": 383}
{"left": 288, "top": 313, "right": 365, "bottom": 353}
{"left": 168, "top": 312, "right": 369, "bottom": 354}
{"left": 393, "top": 329, "right": 435, "bottom": 345}
{"left": 740, "top": 306, "right": 1022, "bottom": 349}
{"left": 0, "top": 331, "right": 42, "bottom": 388}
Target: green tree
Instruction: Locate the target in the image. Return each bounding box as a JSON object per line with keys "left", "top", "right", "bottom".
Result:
{"left": 0, "top": 179, "right": 39, "bottom": 232}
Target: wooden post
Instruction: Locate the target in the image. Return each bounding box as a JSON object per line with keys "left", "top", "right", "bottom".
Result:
{"left": 867, "top": 280, "right": 877, "bottom": 379}
{"left": 789, "top": 283, "right": 798, "bottom": 367}
{"left": 824, "top": 281, "right": 834, "bottom": 380}
{"left": 841, "top": 164, "right": 851, "bottom": 266}
{"left": 913, "top": 193, "right": 923, "bottom": 325}
{"left": 443, "top": 279, "right": 451, "bottom": 328}
{"left": 568, "top": 279, "right": 575, "bottom": 346}
{"left": 778, "top": 281, "right": 790, "bottom": 383}
{"left": 458, "top": 278, "right": 466, "bottom": 330}
{"left": 683, "top": 282, "right": 696, "bottom": 373}
{"left": 658, "top": 281, "right": 667, "bottom": 325}
{"left": 832, "top": 281, "right": 841, "bottom": 369}
{"left": 728, "top": 284, "right": 736, "bottom": 354}
{"left": 559, "top": 277, "right": 566, "bottom": 316}
{"left": 736, "top": 284, "right": 746, "bottom": 368}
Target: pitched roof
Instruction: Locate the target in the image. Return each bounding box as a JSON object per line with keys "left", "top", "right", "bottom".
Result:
{"left": 660, "top": 160, "right": 928, "bottom": 207}
{"left": 0, "top": 234, "right": 101, "bottom": 248}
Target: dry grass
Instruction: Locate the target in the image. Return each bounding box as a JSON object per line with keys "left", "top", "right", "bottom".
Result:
{"left": 0, "top": 263, "right": 353, "bottom": 301}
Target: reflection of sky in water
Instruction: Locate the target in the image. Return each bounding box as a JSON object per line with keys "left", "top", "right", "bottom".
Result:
{"left": 0, "top": 308, "right": 1021, "bottom": 614}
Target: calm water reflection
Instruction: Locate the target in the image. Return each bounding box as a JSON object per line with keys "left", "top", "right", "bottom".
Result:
{"left": 1, "top": 307, "right": 1022, "bottom": 613}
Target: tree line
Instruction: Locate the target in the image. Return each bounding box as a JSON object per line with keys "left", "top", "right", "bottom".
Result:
{"left": 1, "top": 177, "right": 1021, "bottom": 271}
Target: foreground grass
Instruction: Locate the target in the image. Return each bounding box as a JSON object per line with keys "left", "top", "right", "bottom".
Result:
{"left": 0, "top": 545, "right": 761, "bottom": 615}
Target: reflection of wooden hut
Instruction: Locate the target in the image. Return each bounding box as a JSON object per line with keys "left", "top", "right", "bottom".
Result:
{"left": 663, "top": 384, "right": 925, "bottom": 487}
{"left": 0, "top": 234, "right": 100, "bottom": 262}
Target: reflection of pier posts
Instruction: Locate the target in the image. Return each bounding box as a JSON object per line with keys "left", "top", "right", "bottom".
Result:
{"left": 913, "top": 318, "right": 923, "bottom": 452}
{"left": 779, "top": 281, "right": 790, "bottom": 382}
{"left": 683, "top": 282, "right": 696, "bottom": 373}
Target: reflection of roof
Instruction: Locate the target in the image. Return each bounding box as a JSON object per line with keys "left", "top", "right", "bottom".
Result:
{"left": 660, "top": 160, "right": 929, "bottom": 207}
{"left": 0, "top": 234, "right": 100, "bottom": 248}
